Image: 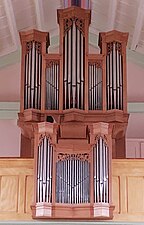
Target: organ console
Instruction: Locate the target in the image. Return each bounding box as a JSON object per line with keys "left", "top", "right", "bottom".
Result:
{"left": 17, "top": 2, "right": 129, "bottom": 220}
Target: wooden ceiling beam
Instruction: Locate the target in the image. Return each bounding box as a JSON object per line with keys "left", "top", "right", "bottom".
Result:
{"left": 131, "top": 0, "right": 144, "bottom": 50}
{"left": 34, "top": 0, "right": 45, "bottom": 30}
{"left": 3, "top": 0, "right": 19, "bottom": 50}
{"left": 106, "top": 0, "right": 118, "bottom": 31}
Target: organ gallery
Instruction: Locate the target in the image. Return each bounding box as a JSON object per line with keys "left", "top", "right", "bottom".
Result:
{"left": 17, "top": 2, "right": 129, "bottom": 220}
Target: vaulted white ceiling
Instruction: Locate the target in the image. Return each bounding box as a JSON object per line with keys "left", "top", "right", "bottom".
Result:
{"left": 0, "top": 0, "right": 144, "bottom": 57}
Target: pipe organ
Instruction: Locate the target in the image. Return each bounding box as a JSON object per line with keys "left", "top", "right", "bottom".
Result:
{"left": 18, "top": 4, "right": 129, "bottom": 221}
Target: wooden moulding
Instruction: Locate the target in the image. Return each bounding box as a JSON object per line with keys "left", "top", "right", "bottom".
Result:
{"left": 31, "top": 204, "right": 114, "bottom": 219}
{"left": 33, "top": 122, "right": 57, "bottom": 135}
{"left": 93, "top": 203, "right": 115, "bottom": 219}
{"left": 60, "top": 124, "right": 87, "bottom": 139}
{"left": 60, "top": 108, "right": 129, "bottom": 123}
{"left": 57, "top": 6, "right": 91, "bottom": 26}
{"left": 33, "top": 122, "right": 59, "bottom": 146}
{"left": 98, "top": 30, "right": 129, "bottom": 49}
{"left": 31, "top": 203, "right": 52, "bottom": 218}
{"left": 23, "top": 109, "right": 45, "bottom": 122}
{"left": 19, "top": 29, "right": 49, "bottom": 45}
{"left": 62, "top": 111, "right": 85, "bottom": 122}
{"left": 53, "top": 204, "right": 92, "bottom": 219}
{"left": 19, "top": 108, "right": 129, "bottom": 124}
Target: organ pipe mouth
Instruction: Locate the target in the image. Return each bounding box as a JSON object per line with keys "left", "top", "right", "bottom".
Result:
{"left": 47, "top": 116, "right": 54, "bottom": 123}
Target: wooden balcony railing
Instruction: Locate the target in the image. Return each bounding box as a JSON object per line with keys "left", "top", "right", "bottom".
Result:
{"left": 0, "top": 158, "right": 144, "bottom": 221}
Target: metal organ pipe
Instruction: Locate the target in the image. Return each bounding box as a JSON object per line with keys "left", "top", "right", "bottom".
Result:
{"left": 106, "top": 42, "right": 123, "bottom": 110}
{"left": 24, "top": 41, "right": 42, "bottom": 110}
{"left": 63, "top": 19, "right": 85, "bottom": 110}
{"left": 88, "top": 62, "right": 102, "bottom": 110}
{"left": 46, "top": 61, "right": 59, "bottom": 110}
{"left": 56, "top": 154, "right": 90, "bottom": 204}
{"left": 72, "top": 22, "right": 76, "bottom": 108}
{"left": 37, "top": 136, "right": 53, "bottom": 203}
{"left": 93, "top": 137, "right": 109, "bottom": 203}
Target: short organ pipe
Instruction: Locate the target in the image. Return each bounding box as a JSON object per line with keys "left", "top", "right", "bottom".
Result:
{"left": 56, "top": 154, "right": 90, "bottom": 204}
{"left": 37, "top": 136, "right": 53, "bottom": 203}
{"left": 46, "top": 61, "right": 59, "bottom": 110}
{"left": 93, "top": 137, "right": 109, "bottom": 203}
{"left": 88, "top": 62, "right": 102, "bottom": 110}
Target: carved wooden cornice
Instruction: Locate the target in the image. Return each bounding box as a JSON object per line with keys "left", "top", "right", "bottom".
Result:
{"left": 99, "top": 30, "right": 129, "bottom": 46}
{"left": 57, "top": 6, "right": 91, "bottom": 26}
{"left": 19, "top": 29, "right": 49, "bottom": 44}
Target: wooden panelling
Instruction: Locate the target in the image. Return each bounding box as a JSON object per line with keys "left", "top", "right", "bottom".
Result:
{"left": 112, "top": 176, "right": 120, "bottom": 214}
{"left": 0, "top": 175, "right": 18, "bottom": 212}
{"left": 25, "top": 175, "right": 33, "bottom": 213}
{"left": 112, "top": 159, "right": 144, "bottom": 221}
{"left": 0, "top": 158, "right": 144, "bottom": 221}
{"left": 0, "top": 159, "right": 33, "bottom": 220}
{"left": 127, "top": 176, "right": 144, "bottom": 213}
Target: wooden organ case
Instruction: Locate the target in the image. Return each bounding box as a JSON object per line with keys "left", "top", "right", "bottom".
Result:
{"left": 17, "top": 5, "right": 129, "bottom": 220}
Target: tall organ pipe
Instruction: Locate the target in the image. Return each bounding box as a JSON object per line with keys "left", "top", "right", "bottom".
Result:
{"left": 24, "top": 41, "right": 42, "bottom": 110}
{"left": 106, "top": 42, "right": 123, "bottom": 110}
{"left": 63, "top": 19, "right": 85, "bottom": 110}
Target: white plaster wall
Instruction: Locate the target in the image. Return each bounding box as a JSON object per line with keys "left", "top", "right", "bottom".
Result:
{"left": 127, "top": 61, "right": 144, "bottom": 102}
{"left": 0, "top": 63, "right": 20, "bottom": 102}
{"left": 126, "top": 138, "right": 144, "bottom": 158}
{"left": 0, "top": 120, "right": 20, "bottom": 156}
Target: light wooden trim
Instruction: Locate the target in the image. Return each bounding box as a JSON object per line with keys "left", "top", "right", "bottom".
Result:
{"left": 0, "top": 158, "right": 33, "bottom": 220}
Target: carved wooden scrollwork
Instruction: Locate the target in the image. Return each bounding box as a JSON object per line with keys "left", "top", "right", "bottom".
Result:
{"left": 64, "top": 17, "right": 85, "bottom": 36}
{"left": 115, "top": 42, "right": 122, "bottom": 54}
{"left": 46, "top": 60, "right": 60, "bottom": 68}
{"left": 26, "top": 41, "right": 32, "bottom": 54}
{"left": 75, "top": 18, "right": 85, "bottom": 36}
{"left": 38, "top": 133, "right": 52, "bottom": 146}
{"left": 26, "top": 41, "right": 42, "bottom": 54}
{"left": 88, "top": 60, "right": 102, "bottom": 68}
{"left": 38, "top": 133, "right": 45, "bottom": 145}
{"left": 95, "top": 135, "right": 108, "bottom": 146}
{"left": 64, "top": 18, "right": 73, "bottom": 34}
{"left": 107, "top": 42, "right": 122, "bottom": 55}
{"left": 57, "top": 153, "right": 89, "bottom": 161}
{"left": 35, "top": 41, "right": 42, "bottom": 54}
